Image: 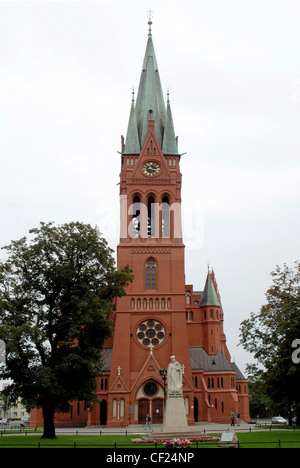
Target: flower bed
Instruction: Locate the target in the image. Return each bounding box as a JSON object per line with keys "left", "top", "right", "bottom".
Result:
{"left": 132, "top": 436, "right": 220, "bottom": 446}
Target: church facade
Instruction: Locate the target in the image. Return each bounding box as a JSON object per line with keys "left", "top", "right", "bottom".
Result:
{"left": 31, "top": 21, "right": 250, "bottom": 428}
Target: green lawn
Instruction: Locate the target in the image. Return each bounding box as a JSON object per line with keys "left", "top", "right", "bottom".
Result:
{"left": 238, "top": 431, "right": 300, "bottom": 448}
{"left": 0, "top": 431, "right": 299, "bottom": 448}
{"left": 0, "top": 434, "right": 143, "bottom": 449}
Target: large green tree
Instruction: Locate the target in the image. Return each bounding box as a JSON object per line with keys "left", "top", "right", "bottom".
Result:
{"left": 0, "top": 222, "right": 133, "bottom": 438}
{"left": 240, "top": 261, "right": 300, "bottom": 424}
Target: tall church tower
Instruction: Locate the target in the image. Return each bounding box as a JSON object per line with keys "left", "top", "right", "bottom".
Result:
{"left": 100, "top": 19, "right": 250, "bottom": 428}
{"left": 106, "top": 19, "right": 195, "bottom": 427}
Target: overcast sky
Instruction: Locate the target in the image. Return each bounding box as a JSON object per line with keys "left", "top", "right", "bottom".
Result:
{"left": 0, "top": 0, "right": 299, "bottom": 374}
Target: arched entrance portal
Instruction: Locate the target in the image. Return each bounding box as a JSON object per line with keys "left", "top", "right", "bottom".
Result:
{"left": 136, "top": 380, "right": 164, "bottom": 425}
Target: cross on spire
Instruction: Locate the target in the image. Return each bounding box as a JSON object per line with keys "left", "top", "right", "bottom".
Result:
{"left": 147, "top": 9, "right": 153, "bottom": 35}
{"left": 147, "top": 9, "right": 153, "bottom": 21}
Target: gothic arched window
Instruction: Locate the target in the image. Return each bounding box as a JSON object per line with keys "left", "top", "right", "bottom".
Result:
{"left": 146, "top": 258, "right": 156, "bottom": 290}
{"left": 162, "top": 196, "right": 170, "bottom": 238}
{"left": 147, "top": 196, "right": 155, "bottom": 237}
{"left": 132, "top": 195, "right": 140, "bottom": 238}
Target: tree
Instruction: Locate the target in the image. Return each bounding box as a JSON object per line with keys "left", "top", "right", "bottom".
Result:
{"left": 239, "top": 262, "right": 300, "bottom": 425}
{"left": 0, "top": 222, "right": 133, "bottom": 438}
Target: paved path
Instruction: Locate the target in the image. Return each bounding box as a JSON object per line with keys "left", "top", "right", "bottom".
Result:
{"left": 54, "top": 421, "right": 264, "bottom": 435}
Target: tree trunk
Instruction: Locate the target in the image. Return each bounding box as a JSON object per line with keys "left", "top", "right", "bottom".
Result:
{"left": 41, "top": 405, "right": 57, "bottom": 439}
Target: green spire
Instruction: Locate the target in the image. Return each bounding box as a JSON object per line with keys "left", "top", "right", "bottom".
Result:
{"left": 162, "top": 92, "right": 178, "bottom": 155}
{"left": 124, "top": 20, "right": 179, "bottom": 156}
{"left": 201, "top": 271, "right": 220, "bottom": 307}
{"left": 135, "top": 32, "right": 166, "bottom": 149}
{"left": 124, "top": 91, "right": 141, "bottom": 155}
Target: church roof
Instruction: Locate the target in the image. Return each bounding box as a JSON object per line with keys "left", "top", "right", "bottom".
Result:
{"left": 231, "top": 361, "right": 247, "bottom": 381}
{"left": 103, "top": 347, "right": 246, "bottom": 380}
{"left": 190, "top": 347, "right": 246, "bottom": 380}
{"left": 200, "top": 271, "right": 220, "bottom": 307}
{"left": 190, "top": 347, "right": 232, "bottom": 372}
{"left": 101, "top": 348, "right": 113, "bottom": 371}
{"left": 124, "top": 22, "right": 178, "bottom": 155}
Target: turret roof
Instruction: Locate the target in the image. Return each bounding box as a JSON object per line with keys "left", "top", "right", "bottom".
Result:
{"left": 201, "top": 271, "right": 221, "bottom": 307}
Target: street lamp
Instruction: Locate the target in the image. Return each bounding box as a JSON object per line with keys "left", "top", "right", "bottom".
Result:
{"left": 159, "top": 369, "right": 167, "bottom": 406}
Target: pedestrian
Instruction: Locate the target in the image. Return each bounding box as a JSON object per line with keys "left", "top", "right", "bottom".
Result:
{"left": 145, "top": 413, "right": 152, "bottom": 431}
{"left": 237, "top": 411, "right": 241, "bottom": 426}
{"left": 230, "top": 411, "right": 235, "bottom": 426}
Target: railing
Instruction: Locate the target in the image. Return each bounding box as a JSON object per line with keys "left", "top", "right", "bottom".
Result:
{"left": 0, "top": 439, "right": 300, "bottom": 448}
{"left": 0, "top": 425, "right": 299, "bottom": 436}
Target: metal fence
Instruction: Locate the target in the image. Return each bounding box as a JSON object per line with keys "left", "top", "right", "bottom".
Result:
{"left": 0, "top": 439, "right": 300, "bottom": 448}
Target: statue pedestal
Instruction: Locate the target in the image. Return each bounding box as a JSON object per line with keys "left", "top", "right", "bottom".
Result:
{"left": 162, "top": 389, "right": 188, "bottom": 432}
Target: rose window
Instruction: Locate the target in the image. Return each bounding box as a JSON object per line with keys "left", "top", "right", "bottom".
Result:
{"left": 137, "top": 320, "right": 165, "bottom": 348}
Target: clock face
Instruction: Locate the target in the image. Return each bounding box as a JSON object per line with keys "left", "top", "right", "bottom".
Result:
{"left": 142, "top": 162, "right": 161, "bottom": 177}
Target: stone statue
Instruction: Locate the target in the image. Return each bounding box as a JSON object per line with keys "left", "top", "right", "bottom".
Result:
{"left": 167, "top": 355, "right": 183, "bottom": 391}
{"left": 162, "top": 355, "right": 187, "bottom": 432}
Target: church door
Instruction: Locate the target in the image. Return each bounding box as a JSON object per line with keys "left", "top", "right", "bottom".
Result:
{"left": 100, "top": 400, "right": 107, "bottom": 425}
{"left": 152, "top": 399, "right": 163, "bottom": 424}
{"left": 138, "top": 399, "right": 149, "bottom": 424}
{"left": 194, "top": 397, "right": 199, "bottom": 423}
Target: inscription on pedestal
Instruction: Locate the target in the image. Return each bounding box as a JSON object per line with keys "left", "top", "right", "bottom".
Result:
{"left": 168, "top": 391, "right": 182, "bottom": 399}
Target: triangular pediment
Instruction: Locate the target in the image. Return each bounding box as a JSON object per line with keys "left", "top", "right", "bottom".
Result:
{"left": 132, "top": 121, "right": 171, "bottom": 182}
{"left": 130, "top": 351, "right": 163, "bottom": 393}
{"left": 109, "top": 374, "right": 129, "bottom": 394}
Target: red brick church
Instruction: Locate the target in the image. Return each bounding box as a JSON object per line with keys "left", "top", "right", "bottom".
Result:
{"left": 31, "top": 20, "right": 250, "bottom": 428}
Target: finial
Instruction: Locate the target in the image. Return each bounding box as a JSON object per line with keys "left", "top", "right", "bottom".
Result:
{"left": 167, "top": 87, "right": 170, "bottom": 104}
{"left": 147, "top": 9, "right": 153, "bottom": 36}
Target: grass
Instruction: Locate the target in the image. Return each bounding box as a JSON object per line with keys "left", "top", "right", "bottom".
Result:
{"left": 238, "top": 431, "right": 300, "bottom": 448}
{"left": 0, "top": 431, "right": 300, "bottom": 448}
{"left": 0, "top": 434, "right": 141, "bottom": 449}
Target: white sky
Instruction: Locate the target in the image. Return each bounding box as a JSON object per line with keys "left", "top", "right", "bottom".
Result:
{"left": 0, "top": 0, "right": 299, "bottom": 374}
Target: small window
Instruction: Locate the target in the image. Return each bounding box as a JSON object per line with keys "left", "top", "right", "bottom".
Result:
{"left": 186, "top": 292, "right": 191, "bottom": 305}
{"left": 146, "top": 259, "right": 156, "bottom": 290}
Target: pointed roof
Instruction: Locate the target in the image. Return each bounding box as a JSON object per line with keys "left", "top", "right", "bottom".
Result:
{"left": 124, "top": 92, "right": 141, "bottom": 154}
{"left": 201, "top": 271, "right": 220, "bottom": 307}
{"left": 124, "top": 22, "right": 179, "bottom": 155}
{"left": 135, "top": 32, "right": 166, "bottom": 149}
{"left": 162, "top": 94, "right": 178, "bottom": 155}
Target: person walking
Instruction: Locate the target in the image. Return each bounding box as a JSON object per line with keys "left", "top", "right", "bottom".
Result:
{"left": 237, "top": 411, "right": 241, "bottom": 426}
{"left": 145, "top": 413, "right": 152, "bottom": 431}
{"left": 230, "top": 411, "right": 235, "bottom": 427}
